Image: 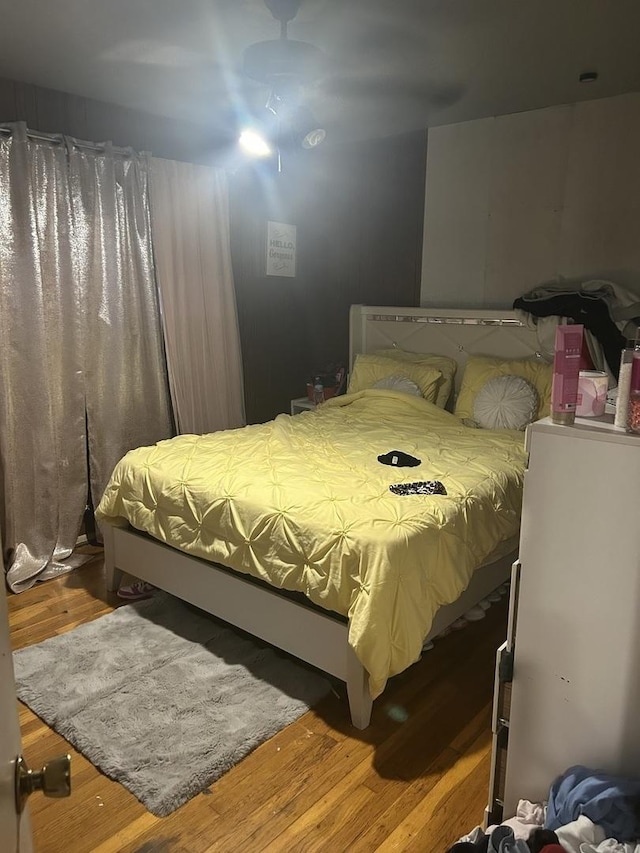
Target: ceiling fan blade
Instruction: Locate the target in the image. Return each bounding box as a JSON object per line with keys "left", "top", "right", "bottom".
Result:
{"left": 322, "top": 73, "right": 465, "bottom": 110}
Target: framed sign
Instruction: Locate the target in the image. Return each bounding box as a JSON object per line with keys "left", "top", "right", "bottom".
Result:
{"left": 266, "top": 221, "right": 297, "bottom": 277}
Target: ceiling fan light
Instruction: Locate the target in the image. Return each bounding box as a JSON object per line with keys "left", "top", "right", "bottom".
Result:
{"left": 301, "top": 127, "right": 326, "bottom": 149}
{"left": 239, "top": 129, "right": 272, "bottom": 157}
{"left": 289, "top": 105, "right": 326, "bottom": 149}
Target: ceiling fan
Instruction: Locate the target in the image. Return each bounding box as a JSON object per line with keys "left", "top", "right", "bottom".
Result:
{"left": 236, "top": 0, "right": 465, "bottom": 154}
{"left": 239, "top": 0, "right": 328, "bottom": 154}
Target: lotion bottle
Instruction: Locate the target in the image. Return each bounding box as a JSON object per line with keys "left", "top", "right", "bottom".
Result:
{"left": 615, "top": 343, "right": 634, "bottom": 429}
{"left": 550, "top": 323, "right": 584, "bottom": 425}
{"left": 627, "top": 333, "right": 640, "bottom": 434}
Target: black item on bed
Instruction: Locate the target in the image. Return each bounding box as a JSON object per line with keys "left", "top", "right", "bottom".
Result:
{"left": 378, "top": 450, "right": 421, "bottom": 467}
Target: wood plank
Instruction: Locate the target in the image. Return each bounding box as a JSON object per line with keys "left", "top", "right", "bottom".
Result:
{"left": 8, "top": 555, "right": 508, "bottom": 852}
{"left": 269, "top": 783, "right": 376, "bottom": 853}
{"left": 374, "top": 728, "right": 493, "bottom": 852}
{"left": 347, "top": 747, "right": 461, "bottom": 852}
{"left": 422, "top": 93, "right": 640, "bottom": 312}
{"left": 11, "top": 598, "right": 112, "bottom": 648}
{"left": 90, "top": 813, "right": 159, "bottom": 853}
{"left": 421, "top": 117, "right": 494, "bottom": 308}
{"left": 404, "top": 752, "right": 494, "bottom": 852}
{"left": 560, "top": 92, "right": 640, "bottom": 289}
{"left": 484, "top": 104, "right": 572, "bottom": 306}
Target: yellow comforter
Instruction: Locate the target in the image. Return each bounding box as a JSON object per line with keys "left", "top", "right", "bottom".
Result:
{"left": 96, "top": 390, "right": 527, "bottom": 698}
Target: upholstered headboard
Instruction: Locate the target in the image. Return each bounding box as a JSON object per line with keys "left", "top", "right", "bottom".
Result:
{"left": 349, "top": 305, "right": 548, "bottom": 396}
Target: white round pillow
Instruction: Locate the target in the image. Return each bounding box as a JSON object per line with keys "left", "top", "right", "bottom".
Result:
{"left": 372, "top": 375, "right": 423, "bottom": 397}
{"left": 473, "top": 374, "right": 538, "bottom": 430}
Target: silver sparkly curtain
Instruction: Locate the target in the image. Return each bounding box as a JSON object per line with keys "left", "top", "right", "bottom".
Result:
{"left": 0, "top": 124, "right": 172, "bottom": 592}
{"left": 69, "top": 145, "right": 172, "bottom": 505}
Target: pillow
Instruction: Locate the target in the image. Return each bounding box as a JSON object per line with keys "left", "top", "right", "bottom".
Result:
{"left": 374, "top": 348, "right": 457, "bottom": 409}
{"left": 454, "top": 355, "right": 552, "bottom": 422}
{"left": 347, "top": 354, "right": 442, "bottom": 403}
{"left": 372, "top": 375, "right": 423, "bottom": 397}
{"left": 473, "top": 375, "right": 539, "bottom": 430}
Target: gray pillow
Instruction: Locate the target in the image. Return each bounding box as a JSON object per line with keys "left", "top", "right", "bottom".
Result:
{"left": 373, "top": 375, "right": 423, "bottom": 397}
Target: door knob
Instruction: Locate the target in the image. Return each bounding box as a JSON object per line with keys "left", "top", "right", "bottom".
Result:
{"left": 15, "top": 754, "right": 71, "bottom": 813}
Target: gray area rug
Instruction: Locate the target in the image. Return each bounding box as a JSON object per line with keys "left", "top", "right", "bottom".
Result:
{"left": 13, "top": 593, "right": 331, "bottom": 816}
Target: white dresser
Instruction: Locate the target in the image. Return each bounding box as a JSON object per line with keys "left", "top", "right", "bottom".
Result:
{"left": 486, "top": 415, "right": 640, "bottom": 823}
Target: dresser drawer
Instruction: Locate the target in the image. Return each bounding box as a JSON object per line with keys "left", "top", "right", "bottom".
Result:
{"left": 486, "top": 630, "right": 515, "bottom": 825}
{"left": 498, "top": 681, "right": 512, "bottom": 726}
{"left": 486, "top": 723, "right": 509, "bottom": 826}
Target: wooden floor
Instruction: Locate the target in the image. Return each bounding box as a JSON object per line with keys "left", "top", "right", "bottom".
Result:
{"left": 8, "top": 553, "right": 507, "bottom": 853}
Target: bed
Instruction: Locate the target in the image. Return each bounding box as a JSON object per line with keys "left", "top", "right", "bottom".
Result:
{"left": 97, "top": 305, "right": 549, "bottom": 729}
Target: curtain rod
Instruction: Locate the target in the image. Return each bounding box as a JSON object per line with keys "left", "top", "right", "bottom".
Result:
{"left": 0, "top": 125, "right": 134, "bottom": 157}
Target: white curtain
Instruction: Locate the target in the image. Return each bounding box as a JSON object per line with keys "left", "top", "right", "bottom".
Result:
{"left": 0, "top": 124, "right": 172, "bottom": 592}
{"left": 149, "top": 157, "right": 245, "bottom": 434}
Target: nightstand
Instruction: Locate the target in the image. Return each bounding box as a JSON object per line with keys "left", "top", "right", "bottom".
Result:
{"left": 290, "top": 397, "right": 316, "bottom": 415}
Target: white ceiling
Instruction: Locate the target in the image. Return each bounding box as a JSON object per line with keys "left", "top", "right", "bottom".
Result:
{"left": 1, "top": 0, "right": 639, "bottom": 144}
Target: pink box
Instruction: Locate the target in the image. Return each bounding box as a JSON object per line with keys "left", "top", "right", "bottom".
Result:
{"left": 551, "top": 324, "right": 584, "bottom": 425}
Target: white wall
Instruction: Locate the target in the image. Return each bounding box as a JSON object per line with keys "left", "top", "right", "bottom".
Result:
{"left": 421, "top": 92, "right": 640, "bottom": 308}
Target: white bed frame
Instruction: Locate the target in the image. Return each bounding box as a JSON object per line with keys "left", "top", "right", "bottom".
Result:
{"left": 103, "top": 306, "right": 546, "bottom": 729}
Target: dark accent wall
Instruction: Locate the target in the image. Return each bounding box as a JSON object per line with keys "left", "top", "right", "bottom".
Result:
{"left": 0, "top": 76, "right": 428, "bottom": 426}
{"left": 230, "top": 130, "right": 428, "bottom": 424}
{"left": 0, "top": 76, "right": 222, "bottom": 163}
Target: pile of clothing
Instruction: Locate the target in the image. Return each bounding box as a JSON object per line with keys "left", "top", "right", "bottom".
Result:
{"left": 513, "top": 280, "right": 640, "bottom": 381}
{"left": 448, "top": 766, "right": 640, "bottom": 853}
